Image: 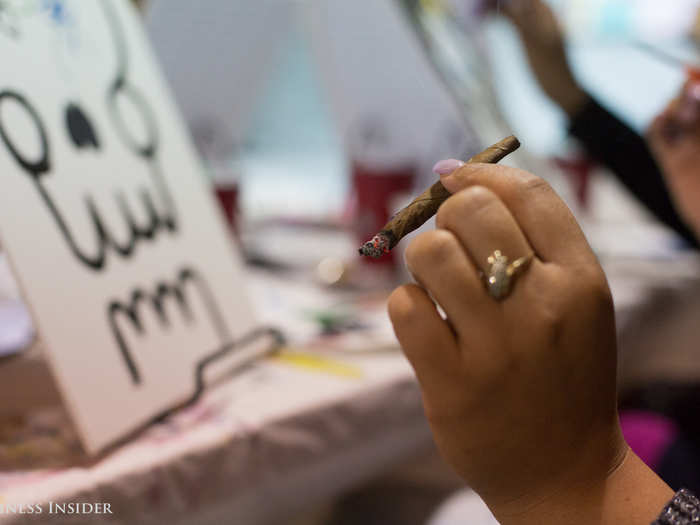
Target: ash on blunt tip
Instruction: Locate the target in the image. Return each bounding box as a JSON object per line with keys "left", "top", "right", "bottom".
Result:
{"left": 358, "top": 231, "right": 393, "bottom": 259}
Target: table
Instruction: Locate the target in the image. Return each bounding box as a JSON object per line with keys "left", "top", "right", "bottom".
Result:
{"left": 0, "top": 266, "right": 431, "bottom": 525}
{"left": 2, "top": 249, "right": 700, "bottom": 525}
{"left": 1, "top": 350, "right": 430, "bottom": 525}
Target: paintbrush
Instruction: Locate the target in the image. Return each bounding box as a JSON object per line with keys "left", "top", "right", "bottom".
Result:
{"left": 633, "top": 40, "right": 700, "bottom": 70}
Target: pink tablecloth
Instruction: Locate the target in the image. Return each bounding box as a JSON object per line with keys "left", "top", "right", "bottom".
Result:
{"left": 0, "top": 350, "right": 429, "bottom": 525}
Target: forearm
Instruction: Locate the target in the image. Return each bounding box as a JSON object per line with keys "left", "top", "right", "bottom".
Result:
{"left": 492, "top": 449, "right": 673, "bottom": 525}
{"left": 569, "top": 97, "right": 698, "bottom": 246}
{"left": 518, "top": 36, "right": 588, "bottom": 118}
{"left": 503, "top": 0, "right": 588, "bottom": 117}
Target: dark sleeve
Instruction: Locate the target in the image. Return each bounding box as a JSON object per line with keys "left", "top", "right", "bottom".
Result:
{"left": 569, "top": 97, "right": 698, "bottom": 248}
{"left": 652, "top": 489, "right": 700, "bottom": 524}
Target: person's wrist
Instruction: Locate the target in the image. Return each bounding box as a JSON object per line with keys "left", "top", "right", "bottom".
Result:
{"left": 492, "top": 443, "right": 629, "bottom": 525}
{"left": 490, "top": 436, "right": 673, "bottom": 525}
{"left": 484, "top": 422, "right": 632, "bottom": 525}
{"left": 552, "top": 83, "right": 588, "bottom": 119}
{"left": 517, "top": 41, "right": 588, "bottom": 117}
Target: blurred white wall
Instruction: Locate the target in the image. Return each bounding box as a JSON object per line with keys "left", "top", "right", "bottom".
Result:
{"left": 146, "top": 0, "right": 482, "bottom": 217}
{"left": 302, "top": 0, "right": 474, "bottom": 187}
{"left": 146, "top": 0, "right": 296, "bottom": 158}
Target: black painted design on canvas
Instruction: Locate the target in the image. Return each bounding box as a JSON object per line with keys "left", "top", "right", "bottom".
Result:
{"left": 0, "top": 1, "right": 239, "bottom": 389}
{"left": 65, "top": 103, "right": 100, "bottom": 150}
{"left": 108, "top": 267, "right": 232, "bottom": 385}
{"left": 0, "top": 0, "right": 178, "bottom": 272}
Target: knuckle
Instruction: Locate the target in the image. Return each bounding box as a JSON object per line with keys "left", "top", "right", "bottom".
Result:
{"left": 405, "top": 229, "right": 458, "bottom": 268}
{"left": 504, "top": 170, "right": 553, "bottom": 205}
{"left": 547, "top": 265, "right": 613, "bottom": 322}
{"left": 526, "top": 269, "right": 567, "bottom": 333}
{"left": 437, "top": 185, "right": 498, "bottom": 228}
{"left": 513, "top": 173, "right": 552, "bottom": 200}
{"left": 565, "top": 263, "right": 611, "bottom": 302}
{"left": 530, "top": 294, "right": 564, "bottom": 337}
{"left": 387, "top": 287, "right": 416, "bottom": 325}
{"left": 584, "top": 269, "right": 614, "bottom": 310}
{"left": 516, "top": 264, "right": 614, "bottom": 347}
{"left": 540, "top": 302, "right": 565, "bottom": 338}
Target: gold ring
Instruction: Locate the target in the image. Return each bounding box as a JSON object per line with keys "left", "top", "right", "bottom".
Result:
{"left": 485, "top": 250, "right": 534, "bottom": 300}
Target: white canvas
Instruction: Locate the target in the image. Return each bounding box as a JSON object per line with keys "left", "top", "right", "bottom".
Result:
{"left": 0, "top": 0, "right": 257, "bottom": 452}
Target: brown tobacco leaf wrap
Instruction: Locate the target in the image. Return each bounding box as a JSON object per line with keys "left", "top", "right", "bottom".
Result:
{"left": 379, "top": 135, "right": 520, "bottom": 251}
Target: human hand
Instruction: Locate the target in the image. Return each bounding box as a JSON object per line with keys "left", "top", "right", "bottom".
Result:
{"left": 649, "top": 77, "right": 700, "bottom": 239}
{"left": 388, "top": 163, "right": 630, "bottom": 522}
{"left": 484, "top": 0, "right": 586, "bottom": 116}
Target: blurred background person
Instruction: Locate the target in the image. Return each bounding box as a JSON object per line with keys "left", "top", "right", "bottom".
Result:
{"left": 650, "top": 74, "right": 700, "bottom": 239}
{"left": 488, "top": 0, "right": 699, "bottom": 247}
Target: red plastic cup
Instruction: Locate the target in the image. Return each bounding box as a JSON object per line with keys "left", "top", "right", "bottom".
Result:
{"left": 352, "top": 161, "right": 415, "bottom": 266}
{"left": 214, "top": 182, "right": 240, "bottom": 235}
{"left": 553, "top": 155, "right": 594, "bottom": 210}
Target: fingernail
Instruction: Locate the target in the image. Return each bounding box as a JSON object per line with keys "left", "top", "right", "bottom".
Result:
{"left": 432, "top": 159, "right": 464, "bottom": 176}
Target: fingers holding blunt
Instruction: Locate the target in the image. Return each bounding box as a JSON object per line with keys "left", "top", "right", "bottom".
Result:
{"left": 436, "top": 185, "right": 535, "bottom": 280}
{"left": 440, "top": 163, "right": 596, "bottom": 268}
{"left": 404, "top": 229, "right": 498, "bottom": 336}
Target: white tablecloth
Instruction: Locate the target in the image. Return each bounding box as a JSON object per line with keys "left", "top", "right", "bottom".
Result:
{"left": 2, "top": 251, "right": 700, "bottom": 525}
